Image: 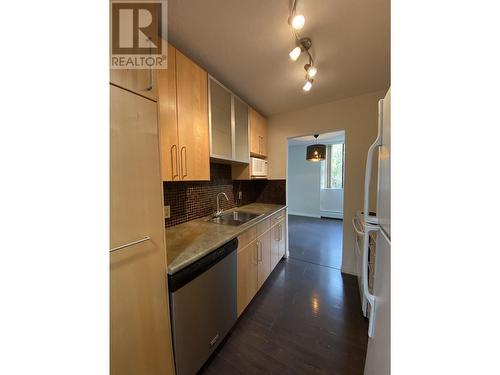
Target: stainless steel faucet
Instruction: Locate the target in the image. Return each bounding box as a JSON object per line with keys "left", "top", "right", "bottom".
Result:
{"left": 215, "top": 192, "right": 230, "bottom": 217}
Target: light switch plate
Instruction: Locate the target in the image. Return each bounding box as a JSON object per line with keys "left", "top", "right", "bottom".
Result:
{"left": 164, "top": 205, "right": 171, "bottom": 219}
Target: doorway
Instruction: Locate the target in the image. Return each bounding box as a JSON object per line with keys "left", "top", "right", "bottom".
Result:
{"left": 286, "top": 130, "right": 345, "bottom": 269}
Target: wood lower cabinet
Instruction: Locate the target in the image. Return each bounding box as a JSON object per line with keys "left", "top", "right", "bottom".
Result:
{"left": 237, "top": 240, "right": 259, "bottom": 316}
{"left": 158, "top": 44, "right": 210, "bottom": 181}
{"left": 110, "top": 84, "right": 175, "bottom": 375}
{"left": 271, "top": 219, "right": 287, "bottom": 269}
{"left": 236, "top": 211, "right": 287, "bottom": 316}
{"left": 278, "top": 219, "right": 286, "bottom": 258}
{"left": 257, "top": 230, "right": 271, "bottom": 288}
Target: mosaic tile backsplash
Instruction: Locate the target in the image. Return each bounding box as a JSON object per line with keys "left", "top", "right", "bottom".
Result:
{"left": 163, "top": 163, "right": 286, "bottom": 227}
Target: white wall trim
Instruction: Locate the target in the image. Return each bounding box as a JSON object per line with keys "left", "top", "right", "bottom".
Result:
{"left": 320, "top": 210, "right": 343, "bottom": 219}
{"left": 288, "top": 211, "right": 321, "bottom": 218}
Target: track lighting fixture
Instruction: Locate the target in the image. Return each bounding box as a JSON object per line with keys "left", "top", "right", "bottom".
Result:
{"left": 288, "top": 1, "right": 317, "bottom": 92}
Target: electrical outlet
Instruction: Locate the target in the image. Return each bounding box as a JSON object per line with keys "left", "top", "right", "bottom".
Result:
{"left": 164, "top": 205, "right": 171, "bottom": 219}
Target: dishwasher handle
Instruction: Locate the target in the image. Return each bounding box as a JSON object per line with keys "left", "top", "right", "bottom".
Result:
{"left": 168, "top": 238, "right": 238, "bottom": 292}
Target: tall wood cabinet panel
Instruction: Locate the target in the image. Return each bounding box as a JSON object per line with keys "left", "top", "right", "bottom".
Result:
{"left": 249, "top": 107, "right": 268, "bottom": 158}
{"left": 110, "top": 69, "right": 157, "bottom": 101}
{"left": 176, "top": 50, "right": 210, "bottom": 181}
{"left": 110, "top": 85, "right": 175, "bottom": 375}
{"left": 158, "top": 44, "right": 179, "bottom": 181}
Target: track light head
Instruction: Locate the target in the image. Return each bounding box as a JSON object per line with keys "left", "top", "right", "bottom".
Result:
{"left": 304, "top": 63, "right": 317, "bottom": 78}
{"left": 303, "top": 79, "right": 313, "bottom": 92}
{"left": 289, "top": 14, "right": 305, "bottom": 30}
{"left": 289, "top": 46, "right": 301, "bottom": 61}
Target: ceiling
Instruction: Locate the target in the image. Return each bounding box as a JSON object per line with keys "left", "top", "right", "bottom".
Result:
{"left": 167, "top": 0, "right": 390, "bottom": 116}
{"left": 288, "top": 130, "right": 345, "bottom": 145}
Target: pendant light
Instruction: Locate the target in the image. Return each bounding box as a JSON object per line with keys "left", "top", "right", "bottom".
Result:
{"left": 306, "top": 134, "right": 326, "bottom": 162}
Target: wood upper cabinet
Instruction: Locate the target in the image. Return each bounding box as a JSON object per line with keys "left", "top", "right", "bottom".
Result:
{"left": 158, "top": 45, "right": 210, "bottom": 181}
{"left": 237, "top": 240, "right": 258, "bottom": 317}
{"left": 110, "top": 85, "right": 175, "bottom": 375}
{"left": 209, "top": 78, "right": 233, "bottom": 159}
{"left": 158, "top": 44, "right": 179, "bottom": 181}
{"left": 234, "top": 97, "right": 250, "bottom": 162}
{"left": 176, "top": 50, "right": 210, "bottom": 181}
{"left": 208, "top": 77, "right": 250, "bottom": 163}
{"left": 249, "top": 107, "right": 268, "bottom": 158}
{"left": 110, "top": 69, "right": 157, "bottom": 102}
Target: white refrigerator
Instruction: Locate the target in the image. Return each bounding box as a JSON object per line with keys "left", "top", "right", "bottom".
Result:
{"left": 359, "top": 88, "right": 391, "bottom": 375}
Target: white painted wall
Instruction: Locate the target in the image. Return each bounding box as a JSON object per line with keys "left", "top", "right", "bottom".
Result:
{"left": 268, "top": 90, "right": 385, "bottom": 275}
{"left": 287, "top": 144, "right": 321, "bottom": 217}
{"left": 320, "top": 188, "right": 343, "bottom": 218}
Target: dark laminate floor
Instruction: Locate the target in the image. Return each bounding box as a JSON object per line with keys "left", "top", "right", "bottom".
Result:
{"left": 288, "top": 215, "right": 343, "bottom": 270}
{"left": 200, "top": 216, "right": 368, "bottom": 375}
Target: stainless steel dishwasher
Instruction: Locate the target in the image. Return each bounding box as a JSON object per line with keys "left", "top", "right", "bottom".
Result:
{"left": 168, "top": 238, "right": 238, "bottom": 375}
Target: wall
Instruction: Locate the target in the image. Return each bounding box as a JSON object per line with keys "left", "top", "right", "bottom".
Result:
{"left": 163, "top": 163, "right": 285, "bottom": 227}
{"left": 287, "top": 144, "right": 321, "bottom": 217}
{"left": 267, "top": 90, "right": 386, "bottom": 275}
{"left": 320, "top": 188, "right": 344, "bottom": 218}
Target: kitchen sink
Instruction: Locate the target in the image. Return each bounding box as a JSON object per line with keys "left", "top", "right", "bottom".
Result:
{"left": 208, "top": 211, "right": 262, "bottom": 226}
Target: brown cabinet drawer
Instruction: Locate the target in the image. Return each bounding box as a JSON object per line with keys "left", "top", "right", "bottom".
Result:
{"left": 256, "top": 218, "right": 270, "bottom": 237}
{"left": 237, "top": 226, "right": 257, "bottom": 250}
{"left": 270, "top": 209, "right": 286, "bottom": 227}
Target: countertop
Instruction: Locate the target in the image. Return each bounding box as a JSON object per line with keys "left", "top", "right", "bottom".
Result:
{"left": 166, "top": 203, "right": 287, "bottom": 275}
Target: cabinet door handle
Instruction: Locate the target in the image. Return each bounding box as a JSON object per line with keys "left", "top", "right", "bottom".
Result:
{"left": 180, "top": 146, "right": 188, "bottom": 179}
{"left": 254, "top": 242, "right": 259, "bottom": 265}
{"left": 257, "top": 241, "right": 262, "bottom": 262}
{"left": 170, "top": 145, "right": 179, "bottom": 180}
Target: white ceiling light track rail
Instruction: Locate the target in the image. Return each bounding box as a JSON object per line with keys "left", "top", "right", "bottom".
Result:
{"left": 288, "top": 0, "right": 317, "bottom": 92}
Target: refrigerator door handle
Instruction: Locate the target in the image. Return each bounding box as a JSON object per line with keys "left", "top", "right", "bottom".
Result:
{"left": 363, "top": 99, "right": 384, "bottom": 223}
{"left": 362, "top": 223, "right": 379, "bottom": 338}
{"left": 352, "top": 217, "right": 364, "bottom": 236}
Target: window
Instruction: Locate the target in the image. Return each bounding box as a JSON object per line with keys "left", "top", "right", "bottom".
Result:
{"left": 321, "top": 143, "right": 345, "bottom": 189}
